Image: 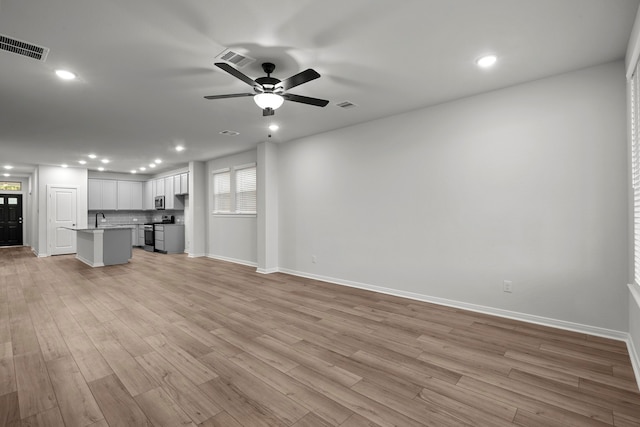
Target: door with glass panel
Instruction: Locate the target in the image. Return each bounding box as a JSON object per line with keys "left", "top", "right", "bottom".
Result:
{"left": 0, "top": 194, "right": 23, "bottom": 246}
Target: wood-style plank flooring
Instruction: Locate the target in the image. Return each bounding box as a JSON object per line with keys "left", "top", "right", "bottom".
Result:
{"left": 0, "top": 246, "right": 639, "bottom": 426}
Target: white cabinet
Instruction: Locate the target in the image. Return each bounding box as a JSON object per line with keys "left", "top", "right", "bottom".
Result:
{"left": 131, "top": 181, "right": 143, "bottom": 210}
{"left": 164, "top": 176, "right": 173, "bottom": 202}
{"left": 138, "top": 224, "right": 145, "bottom": 246}
{"left": 88, "top": 179, "right": 117, "bottom": 210}
{"left": 163, "top": 175, "right": 184, "bottom": 210}
{"left": 155, "top": 178, "right": 165, "bottom": 197}
{"left": 144, "top": 180, "right": 154, "bottom": 210}
{"left": 103, "top": 181, "right": 117, "bottom": 210}
{"left": 174, "top": 173, "right": 188, "bottom": 195}
{"left": 88, "top": 179, "right": 101, "bottom": 210}
{"left": 117, "top": 181, "right": 143, "bottom": 210}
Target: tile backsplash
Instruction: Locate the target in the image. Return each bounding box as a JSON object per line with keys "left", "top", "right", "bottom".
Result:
{"left": 88, "top": 210, "right": 185, "bottom": 226}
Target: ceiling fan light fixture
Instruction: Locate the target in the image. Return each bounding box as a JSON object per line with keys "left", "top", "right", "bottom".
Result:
{"left": 254, "top": 93, "right": 284, "bottom": 110}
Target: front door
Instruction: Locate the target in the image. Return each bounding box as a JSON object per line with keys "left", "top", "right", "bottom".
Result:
{"left": 48, "top": 186, "right": 77, "bottom": 255}
{"left": 0, "top": 194, "right": 23, "bottom": 246}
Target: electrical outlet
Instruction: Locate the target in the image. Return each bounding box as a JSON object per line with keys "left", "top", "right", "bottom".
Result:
{"left": 503, "top": 280, "right": 513, "bottom": 293}
{"left": 312, "top": 255, "right": 317, "bottom": 264}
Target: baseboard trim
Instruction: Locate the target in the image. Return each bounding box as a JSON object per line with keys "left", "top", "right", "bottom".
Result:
{"left": 33, "top": 247, "right": 47, "bottom": 258}
{"left": 75, "top": 254, "right": 104, "bottom": 268}
{"left": 206, "top": 254, "right": 257, "bottom": 268}
{"left": 256, "top": 267, "right": 279, "bottom": 275}
{"left": 627, "top": 284, "right": 640, "bottom": 391}
{"left": 627, "top": 334, "right": 640, "bottom": 392}
{"left": 278, "top": 267, "right": 628, "bottom": 342}
{"left": 187, "top": 252, "right": 206, "bottom": 258}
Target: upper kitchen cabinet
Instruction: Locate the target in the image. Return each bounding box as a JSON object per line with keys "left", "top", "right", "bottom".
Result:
{"left": 164, "top": 175, "right": 184, "bottom": 210}
{"left": 155, "top": 178, "right": 165, "bottom": 197}
{"left": 144, "top": 180, "right": 153, "bottom": 210}
{"left": 88, "top": 179, "right": 117, "bottom": 210}
{"left": 174, "top": 173, "right": 189, "bottom": 195}
{"left": 117, "top": 181, "right": 143, "bottom": 210}
{"left": 164, "top": 176, "right": 173, "bottom": 198}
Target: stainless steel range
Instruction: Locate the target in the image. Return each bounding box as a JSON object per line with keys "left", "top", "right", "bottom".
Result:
{"left": 143, "top": 215, "right": 174, "bottom": 252}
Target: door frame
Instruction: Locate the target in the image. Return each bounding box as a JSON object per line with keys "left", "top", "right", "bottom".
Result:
{"left": 0, "top": 193, "right": 24, "bottom": 246}
{"left": 0, "top": 178, "right": 28, "bottom": 248}
{"left": 47, "top": 184, "right": 79, "bottom": 255}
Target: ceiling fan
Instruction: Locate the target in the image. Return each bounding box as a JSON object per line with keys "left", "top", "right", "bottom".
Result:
{"left": 204, "top": 62, "right": 330, "bottom": 116}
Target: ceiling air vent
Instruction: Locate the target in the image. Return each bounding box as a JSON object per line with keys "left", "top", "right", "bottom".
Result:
{"left": 219, "top": 130, "right": 240, "bottom": 136}
{"left": 0, "top": 34, "right": 49, "bottom": 61}
{"left": 215, "top": 48, "right": 255, "bottom": 68}
{"left": 337, "top": 101, "right": 357, "bottom": 109}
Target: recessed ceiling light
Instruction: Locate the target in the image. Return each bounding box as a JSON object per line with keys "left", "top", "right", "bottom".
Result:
{"left": 55, "top": 69, "right": 77, "bottom": 80}
{"left": 98, "top": 167, "right": 105, "bottom": 171}
{"left": 175, "top": 145, "right": 185, "bottom": 152}
{"left": 88, "top": 154, "right": 97, "bottom": 159}
{"left": 78, "top": 160, "right": 87, "bottom": 165}
{"left": 149, "top": 163, "right": 156, "bottom": 168}
{"left": 131, "top": 170, "right": 137, "bottom": 174}
{"left": 269, "top": 124, "right": 279, "bottom": 131}
{"left": 4, "top": 165, "right": 13, "bottom": 170}
{"left": 3, "top": 173, "right": 10, "bottom": 177}
{"left": 101, "top": 159, "right": 110, "bottom": 164}
{"left": 140, "top": 167, "right": 146, "bottom": 171}
{"left": 154, "top": 159, "right": 162, "bottom": 164}
{"left": 61, "top": 164, "right": 68, "bottom": 168}
{"left": 476, "top": 54, "right": 497, "bottom": 68}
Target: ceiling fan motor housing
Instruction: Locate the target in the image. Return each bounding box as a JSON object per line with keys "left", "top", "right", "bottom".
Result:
{"left": 254, "top": 76, "right": 282, "bottom": 94}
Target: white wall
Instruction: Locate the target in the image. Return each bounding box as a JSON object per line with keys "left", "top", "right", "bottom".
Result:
{"left": 207, "top": 150, "right": 257, "bottom": 265}
{"left": 36, "top": 166, "right": 88, "bottom": 256}
{"left": 278, "top": 61, "right": 628, "bottom": 332}
{"left": 187, "top": 161, "right": 207, "bottom": 257}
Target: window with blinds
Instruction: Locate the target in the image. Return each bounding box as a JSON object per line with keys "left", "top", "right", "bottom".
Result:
{"left": 212, "top": 163, "right": 257, "bottom": 215}
{"left": 235, "top": 165, "right": 257, "bottom": 214}
{"left": 213, "top": 170, "right": 231, "bottom": 213}
{"left": 632, "top": 66, "right": 640, "bottom": 285}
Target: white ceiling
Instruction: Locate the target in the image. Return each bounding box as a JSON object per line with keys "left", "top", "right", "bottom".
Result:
{"left": 0, "top": 0, "right": 638, "bottom": 176}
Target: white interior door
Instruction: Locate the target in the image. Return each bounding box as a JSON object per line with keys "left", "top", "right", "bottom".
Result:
{"left": 48, "top": 186, "right": 77, "bottom": 255}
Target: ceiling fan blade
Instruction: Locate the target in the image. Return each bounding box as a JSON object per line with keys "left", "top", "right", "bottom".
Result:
{"left": 214, "top": 62, "right": 258, "bottom": 88}
{"left": 263, "top": 108, "right": 275, "bottom": 116}
{"left": 276, "top": 69, "right": 321, "bottom": 91}
{"left": 283, "top": 93, "right": 329, "bottom": 107}
{"left": 204, "top": 93, "right": 254, "bottom": 100}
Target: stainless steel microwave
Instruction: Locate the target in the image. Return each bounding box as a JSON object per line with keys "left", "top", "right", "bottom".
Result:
{"left": 154, "top": 196, "right": 165, "bottom": 210}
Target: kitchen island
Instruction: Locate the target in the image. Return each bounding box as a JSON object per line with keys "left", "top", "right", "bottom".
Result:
{"left": 70, "top": 226, "right": 134, "bottom": 267}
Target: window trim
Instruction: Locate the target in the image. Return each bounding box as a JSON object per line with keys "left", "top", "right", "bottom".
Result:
{"left": 631, "top": 65, "right": 640, "bottom": 286}
{"left": 211, "top": 163, "right": 257, "bottom": 217}
{"left": 212, "top": 168, "right": 232, "bottom": 214}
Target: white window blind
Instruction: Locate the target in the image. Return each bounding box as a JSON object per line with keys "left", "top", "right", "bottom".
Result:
{"left": 632, "top": 66, "right": 640, "bottom": 285}
{"left": 213, "top": 170, "right": 231, "bottom": 213}
{"left": 235, "top": 165, "right": 257, "bottom": 214}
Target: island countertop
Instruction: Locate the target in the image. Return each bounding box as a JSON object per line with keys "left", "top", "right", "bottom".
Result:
{"left": 65, "top": 225, "right": 137, "bottom": 232}
{"left": 67, "top": 226, "right": 133, "bottom": 267}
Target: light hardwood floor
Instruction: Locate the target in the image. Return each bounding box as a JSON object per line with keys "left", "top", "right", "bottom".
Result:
{"left": 0, "top": 246, "right": 639, "bottom": 426}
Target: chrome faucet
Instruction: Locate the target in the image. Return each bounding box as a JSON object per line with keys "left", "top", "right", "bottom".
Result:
{"left": 95, "top": 212, "right": 105, "bottom": 228}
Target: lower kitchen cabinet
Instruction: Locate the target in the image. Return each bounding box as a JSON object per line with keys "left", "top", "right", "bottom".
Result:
{"left": 137, "top": 224, "right": 145, "bottom": 246}
{"left": 154, "top": 224, "right": 184, "bottom": 254}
